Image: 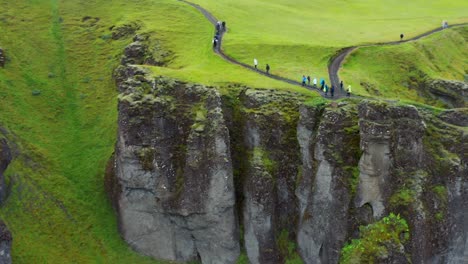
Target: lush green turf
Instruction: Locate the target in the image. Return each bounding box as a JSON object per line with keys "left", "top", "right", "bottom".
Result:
{"left": 0, "top": 0, "right": 316, "bottom": 263}
{"left": 340, "top": 26, "right": 468, "bottom": 104}
{"left": 192, "top": 0, "right": 468, "bottom": 85}
{"left": 0, "top": 0, "right": 466, "bottom": 262}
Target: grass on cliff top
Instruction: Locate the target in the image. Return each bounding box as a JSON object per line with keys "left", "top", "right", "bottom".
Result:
{"left": 191, "top": 0, "right": 468, "bottom": 85}
{"left": 0, "top": 0, "right": 315, "bottom": 262}
{"left": 340, "top": 26, "right": 468, "bottom": 105}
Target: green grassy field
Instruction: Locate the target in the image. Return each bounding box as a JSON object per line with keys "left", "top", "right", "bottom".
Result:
{"left": 0, "top": 0, "right": 466, "bottom": 263}
{"left": 340, "top": 26, "right": 468, "bottom": 104}
{"left": 192, "top": 0, "right": 468, "bottom": 85}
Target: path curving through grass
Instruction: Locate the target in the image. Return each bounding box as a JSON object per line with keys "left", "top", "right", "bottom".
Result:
{"left": 328, "top": 23, "right": 468, "bottom": 92}
{"left": 180, "top": 0, "right": 467, "bottom": 100}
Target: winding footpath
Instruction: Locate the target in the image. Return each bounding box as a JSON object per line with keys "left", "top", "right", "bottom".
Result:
{"left": 180, "top": 0, "right": 467, "bottom": 99}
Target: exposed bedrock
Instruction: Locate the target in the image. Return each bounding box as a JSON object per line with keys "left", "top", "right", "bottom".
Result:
{"left": 296, "top": 103, "right": 360, "bottom": 264}
{"left": 0, "top": 136, "right": 12, "bottom": 205}
{"left": 0, "top": 133, "right": 13, "bottom": 264}
{"left": 109, "top": 64, "right": 468, "bottom": 263}
{"left": 110, "top": 65, "right": 239, "bottom": 263}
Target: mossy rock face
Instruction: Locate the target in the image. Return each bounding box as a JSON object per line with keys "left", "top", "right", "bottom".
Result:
{"left": 0, "top": 48, "right": 5, "bottom": 67}
{"left": 340, "top": 213, "right": 410, "bottom": 264}
{"left": 113, "top": 64, "right": 240, "bottom": 262}
{"left": 110, "top": 22, "right": 141, "bottom": 40}
{"left": 424, "top": 79, "right": 468, "bottom": 108}
{"left": 0, "top": 220, "right": 12, "bottom": 264}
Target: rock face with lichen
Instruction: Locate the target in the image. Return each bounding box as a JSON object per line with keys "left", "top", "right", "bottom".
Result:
{"left": 425, "top": 79, "right": 468, "bottom": 108}
{"left": 0, "top": 48, "right": 5, "bottom": 68}
{"left": 108, "top": 59, "right": 467, "bottom": 263}
{"left": 0, "top": 133, "right": 12, "bottom": 264}
{"left": 0, "top": 137, "right": 12, "bottom": 204}
{"left": 109, "top": 65, "right": 239, "bottom": 263}
{"left": 0, "top": 221, "right": 12, "bottom": 264}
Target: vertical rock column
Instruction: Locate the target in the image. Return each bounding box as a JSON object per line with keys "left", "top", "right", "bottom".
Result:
{"left": 296, "top": 104, "right": 360, "bottom": 264}
{"left": 113, "top": 66, "right": 239, "bottom": 263}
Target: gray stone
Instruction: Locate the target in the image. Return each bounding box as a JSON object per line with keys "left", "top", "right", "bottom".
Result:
{"left": 112, "top": 66, "right": 239, "bottom": 263}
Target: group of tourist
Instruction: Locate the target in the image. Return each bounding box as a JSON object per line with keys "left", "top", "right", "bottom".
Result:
{"left": 211, "top": 19, "right": 451, "bottom": 98}
{"left": 212, "top": 21, "right": 226, "bottom": 48}
{"left": 299, "top": 75, "right": 352, "bottom": 97}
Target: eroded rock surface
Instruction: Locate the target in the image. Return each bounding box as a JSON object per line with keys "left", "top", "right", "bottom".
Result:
{"left": 0, "top": 137, "right": 11, "bottom": 204}
{"left": 109, "top": 64, "right": 468, "bottom": 264}
{"left": 426, "top": 79, "right": 468, "bottom": 108}
{"left": 111, "top": 65, "right": 239, "bottom": 263}
{"left": 0, "top": 221, "right": 12, "bottom": 264}
{"left": 0, "top": 48, "right": 5, "bottom": 68}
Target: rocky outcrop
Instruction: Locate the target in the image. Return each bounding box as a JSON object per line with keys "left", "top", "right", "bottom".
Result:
{"left": 426, "top": 79, "right": 467, "bottom": 108}
{"left": 111, "top": 22, "right": 141, "bottom": 40}
{"left": 438, "top": 108, "right": 468, "bottom": 126}
{"left": 120, "top": 34, "right": 172, "bottom": 66}
{"left": 296, "top": 103, "right": 360, "bottom": 264}
{"left": 0, "top": 221, "right": 12, "bottom": 264}
{"left": 0, "top": 137, "right": 11, "bottom": 204}
{"left": 109, "top": 63, "right": 468, "bottom": 263}
{"left": 0, "top": 133, "right": 12, "bottom": 264}
{"left": 236, "top": 89, "right": 302, "bottom": 264}
{"left": 111, "top": 65, "right": 239, "bottom": 263}
{"left": 0, "top": 48, "right": 5, "bottom": 68}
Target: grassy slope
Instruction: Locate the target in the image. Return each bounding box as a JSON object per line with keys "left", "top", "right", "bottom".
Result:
{"left": 0, "top": 0, "right": 317, "bottom": 263}
{"left": 192, "top": 0, "right": 467, "bottom": 84}
{"left": 0, "top": 0, "right": 465, "bottom": 263}
{"left": 340, "top": 26, "right": 468, "bottom": 105}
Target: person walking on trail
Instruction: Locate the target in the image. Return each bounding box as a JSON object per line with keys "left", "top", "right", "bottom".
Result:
{"left": 212, "top": 38, "right": 218, "bottom": 48}
{"left": 254, "top": 58, "right": 258, "bottom": 69}
{"left": 320, "top": 78, "right": 325, "bottom": 90}
{"left": 347, "top": 85, "right": 351, "bottom": 97}
{"left": 400, "top": 33, "right": 404, "bottom": 41}
{"left": 340, "top": 80, "right": 343, "bottom": 91}
{"left": 313, "top": 77, "right": 317, "bottom": 88}
{"left": 222, "top": 21, "right": 226, "bottom": 31}
{"left": 307, "top": 76, "right": 311, "bottom": 86}
{"left": 324, "top": 84, "right": 329, "bottom": 96}
{"left": 442, "top": 20, "right": 448, "bottom": 29}
{"left": 331, "top": 85, "right": 335, "bottom": 97}
{"left": 302, "top": 75, "right": 307, "bottom": 86}
{"left": 266, "top": 64, "right": 270, "bottom": 74}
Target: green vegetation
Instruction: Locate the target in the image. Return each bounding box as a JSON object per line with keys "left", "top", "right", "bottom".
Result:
{"left": 340, "top": 213, "right": 410, "bottom": 264}
{"left": 0, "top": 0, "right": 466, "bottom": 262}
{"left": 341, "top": 26, "right": 468, "bottom": 104}
{"left": 193, "top": 0, "right": 467, "bottom": 87}
{"left": 278, "top": 230, "right": 304, "bottom": 264}
{"left": 252, "top": 147, "right": 277, "bottom": 175}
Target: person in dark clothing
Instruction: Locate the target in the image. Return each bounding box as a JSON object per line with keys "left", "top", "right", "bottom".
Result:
{"left": 400, "top": 33, "right": 404, "bottom": 41}
{"left": 307, "top": 76, "right": 311, "bottom": 86}
{"left": 266, "top": 64, "right": 270, "bottom": 74}
{"left": 320, "top": 79, "right": 325, "bottom": 90}
{"left": 340, "top": 80, "right": 343, "bottom": 90}
{"left": 222, "top": 21, "right": 226, "bottom": 31}
{"left": 216, "top": 23, "right": 220, "bottom": 32}
{"left": 331, "top": 85, "right": 335, "bottom": 97}
{"left": 213, "top": 38, "right": 218, "bottom": 48}
{"left": 324, "top": 84, "right": 329, "bottom": 96}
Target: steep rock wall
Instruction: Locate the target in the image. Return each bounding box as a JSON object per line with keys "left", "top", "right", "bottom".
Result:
{"left": 109, "top": 64, "right": 468, "bottom": 264}
{"left": 111, "top": 65, "right": 239, "bottom": 263}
